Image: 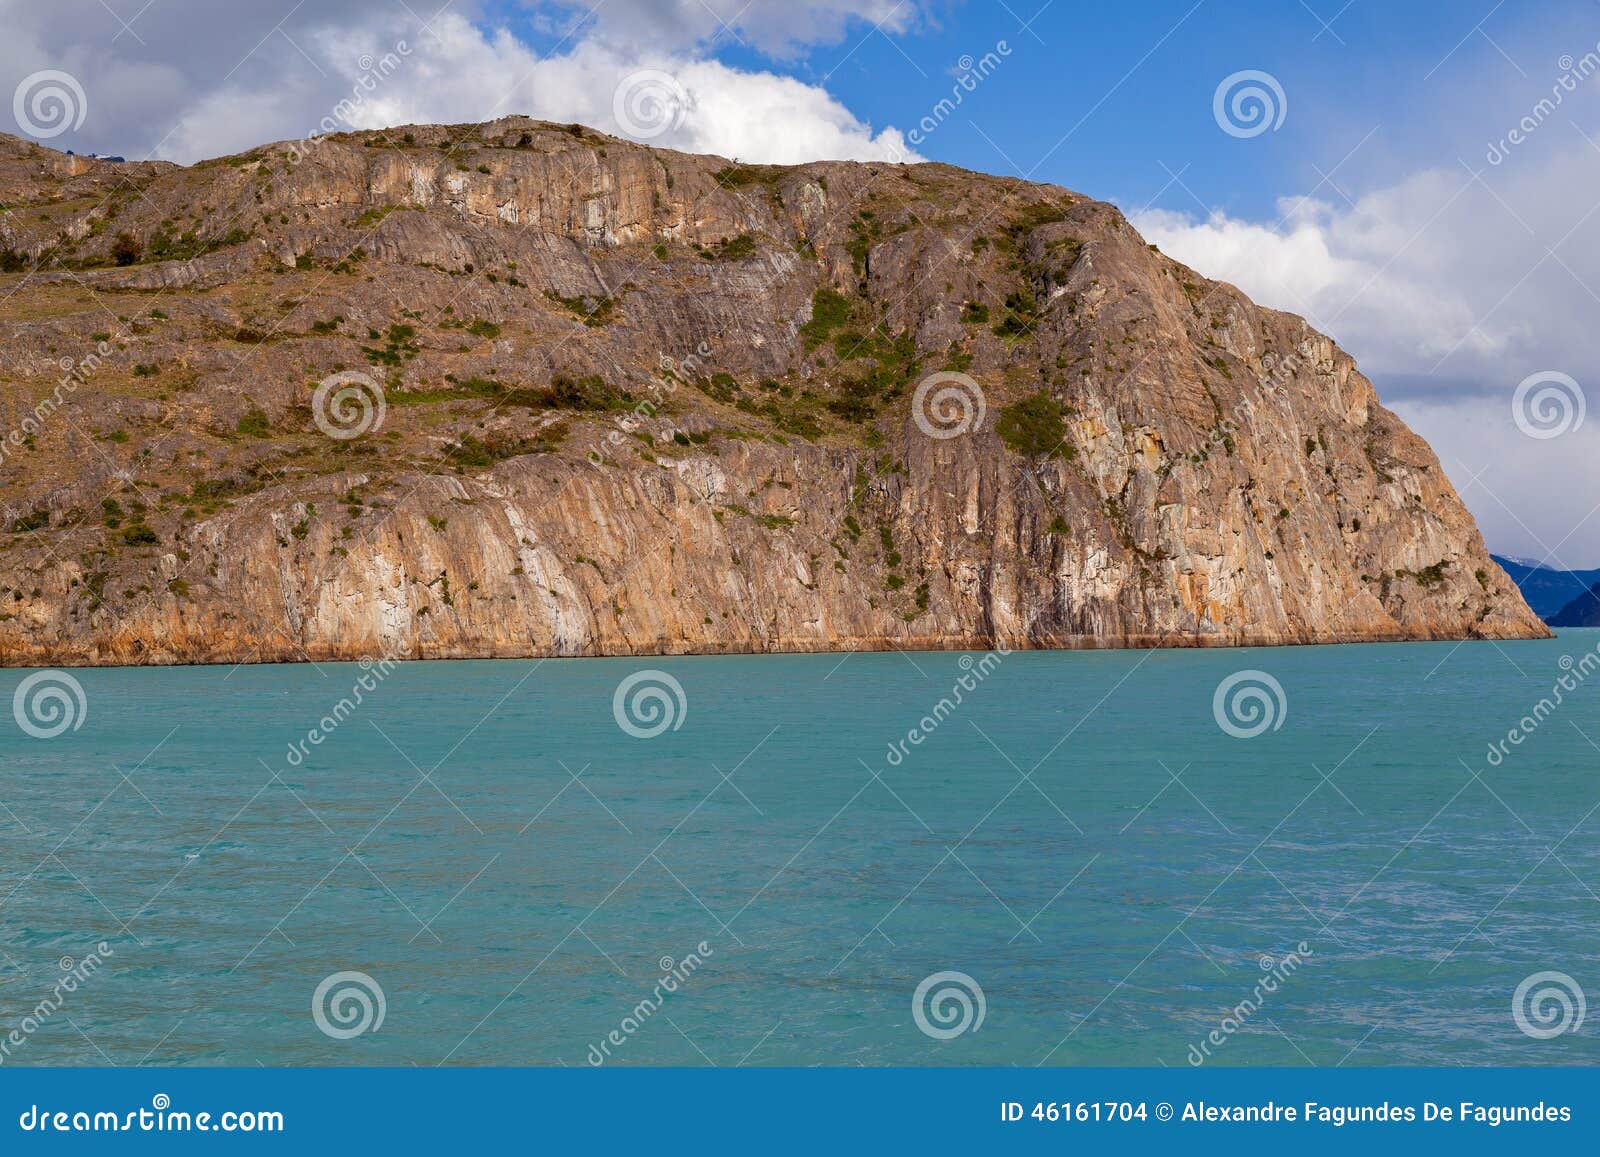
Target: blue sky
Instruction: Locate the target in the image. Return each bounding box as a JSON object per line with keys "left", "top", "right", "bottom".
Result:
{"left": 5, "top": 0, "right": 1600, "bottom": 563}
{"left": 485, "top": 0, "right": 1595, "bottom": 219}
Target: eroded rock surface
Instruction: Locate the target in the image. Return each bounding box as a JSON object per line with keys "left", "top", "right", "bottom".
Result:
{"left": 0, "top": 118, "right": 1546, "bottom": 665}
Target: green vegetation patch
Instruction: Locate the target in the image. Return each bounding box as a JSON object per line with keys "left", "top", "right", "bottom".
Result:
{"left": 235, "top": 406, "right": 271, "bottom": 437}
{"left": 713, "top": 164, "right": 785, "bottom": 188}
{"left": 391, "top": 374, "right": 632, "bottom": 412}
{"left": 800, "top": 288, "right": 852, "bottom": 352}
{"left": 354, "top": 205, "right": 398, "bottom": 228}
{"left": 363, "top": 322, "right": 420, "bottom": 366}
{"left": 992, "top": 289, "right": 1040, "bottom": 340}
{"left": 826, "top": 325, "right": 920, "bottom": 423}
{"left": 544, "top": 290, "right": 621, "bottom": 327}
{"left": 9, "top": 510, "right": 49, "bottom": 534}
{"left": 445, "top": 424, "right": 569, "bottom": 468}
{"left": 996, "top": 391, "right": 1074, "bottom": 459}
{"left": 697, "top": 234, "right": 758, "bottom": 262}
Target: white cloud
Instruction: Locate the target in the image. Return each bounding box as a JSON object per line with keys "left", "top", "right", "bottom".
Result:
{"left": 154, "top": 15, "right": 915, "bottom": 166}
{"left": 565, "top": 0, "right": 923, "bottom": 57}
{"left": 1132, "top": 134, "right": 1600, "bottom": 567}
{"left": 0, "top": 1, "right": 919, "bottom": 165}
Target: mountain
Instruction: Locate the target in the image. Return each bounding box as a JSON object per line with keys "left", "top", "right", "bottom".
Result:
{"left": 1490, "top": 555, "right": 1600, "bottom": 622}
{"left": 1551, "top": 581, "right": 1600, "bottom": 627}
{"left": 0, "top": 119, "right": 1548, "bottom": 666}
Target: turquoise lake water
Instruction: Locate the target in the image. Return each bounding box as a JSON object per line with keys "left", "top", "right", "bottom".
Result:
{"left": 2, "top": 634, "right": 1598, "bottom": 1067}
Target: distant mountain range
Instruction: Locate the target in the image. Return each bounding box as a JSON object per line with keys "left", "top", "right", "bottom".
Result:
{"left": 1492, "top": 555, "right": 1600, "bottom": 625}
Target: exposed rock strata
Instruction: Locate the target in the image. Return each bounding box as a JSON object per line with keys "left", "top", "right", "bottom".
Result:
{"left": 0, "top": 119, "right": 1547, "bottom": 666}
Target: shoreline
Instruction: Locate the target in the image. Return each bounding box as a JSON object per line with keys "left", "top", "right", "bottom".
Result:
{"left": 0, "top": 622, "right": 1557, "bottom": 670}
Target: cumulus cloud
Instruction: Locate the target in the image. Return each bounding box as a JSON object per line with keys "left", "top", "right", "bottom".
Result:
{"left": 553, "top": 0, "right": 923, "bottom": 58}
{"left": 1131, "top": 128, "right": 1600, "bottom": 566}
{"left": 0, "top": 0, "right": 920, "bottom": 164}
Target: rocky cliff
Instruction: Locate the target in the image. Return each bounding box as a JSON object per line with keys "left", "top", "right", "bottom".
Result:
{"left": 0, "top": 118, "right": 1547, "bottom": 666}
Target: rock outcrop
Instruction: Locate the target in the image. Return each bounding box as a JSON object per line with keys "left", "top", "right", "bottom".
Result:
{"left": 0, "top": 118, "right": 1547, "bottom": 665}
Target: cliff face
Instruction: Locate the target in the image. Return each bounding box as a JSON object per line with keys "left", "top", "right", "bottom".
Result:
{"left": 0, "top": 118, "right": 1547, "bottom": 666}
